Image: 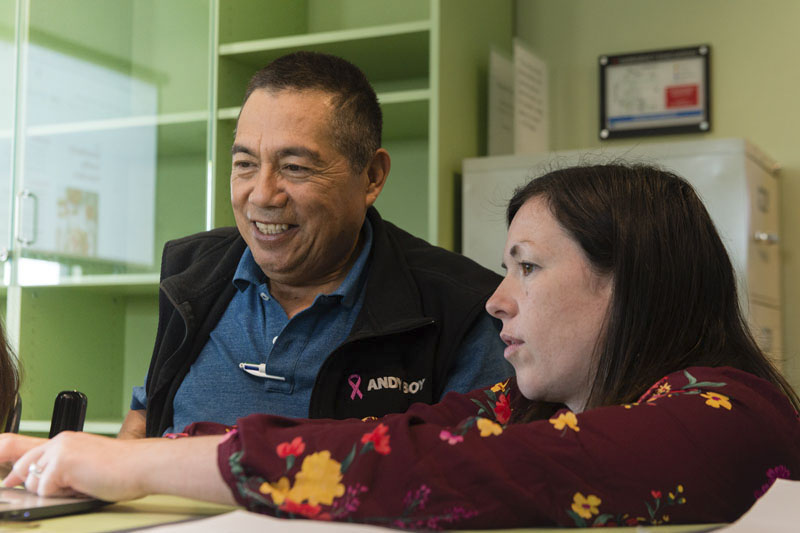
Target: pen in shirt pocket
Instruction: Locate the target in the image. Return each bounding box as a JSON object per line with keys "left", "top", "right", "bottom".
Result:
{"left": 238, "top": 362, "right": 286, "bottom": 381}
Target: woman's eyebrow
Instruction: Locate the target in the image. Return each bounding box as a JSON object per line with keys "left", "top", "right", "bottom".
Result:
{"left": 509, "top": 242, "right": 532, "bottom": 258}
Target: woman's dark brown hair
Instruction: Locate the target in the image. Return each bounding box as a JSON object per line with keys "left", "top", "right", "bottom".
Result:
{"left": 509, "top": 163, "right": 799, "bottom": 420}
{"left": 0, "top": 320, "right": 19, "bottom": 429}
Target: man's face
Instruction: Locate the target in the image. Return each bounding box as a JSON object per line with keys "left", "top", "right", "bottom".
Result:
{"left": 231, "top": 88, "right": 378, "bottom": 287}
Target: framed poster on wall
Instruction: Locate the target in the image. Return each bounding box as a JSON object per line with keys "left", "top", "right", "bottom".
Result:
{"left": 599, "top": 45, "right": 710, "bottom": 139}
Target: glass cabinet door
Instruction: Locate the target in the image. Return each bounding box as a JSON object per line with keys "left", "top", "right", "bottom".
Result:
{"left": 14, "top": 0, "right": 212, "bottom": 284}
{"left": 8, "top": 0, "right": 213, "bottom": 432}
{"left": 0, "top": 0, "right": 16, "bottom": 286}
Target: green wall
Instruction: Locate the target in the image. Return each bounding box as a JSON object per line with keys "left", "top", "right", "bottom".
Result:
{"left": 515, "top": 0, "right": 800, "bottom": 389}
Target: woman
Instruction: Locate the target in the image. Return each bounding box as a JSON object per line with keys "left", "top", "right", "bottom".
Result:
{"left": 1, "top": 164, "right": 798, "bottom": 529}
{"left": 0, "top": 321, "right": 19, "bottom": 432}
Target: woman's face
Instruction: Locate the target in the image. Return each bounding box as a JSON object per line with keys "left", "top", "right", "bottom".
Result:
{"left": 486, "top": 196, "right": 612, "bottom": 412}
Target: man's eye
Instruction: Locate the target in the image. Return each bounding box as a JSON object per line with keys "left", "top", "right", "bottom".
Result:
{"left": 282, "top": 164, "right": 312, "bottom": 177}
{"left": 233, "top": 160, "right": 253, "bottom": 169}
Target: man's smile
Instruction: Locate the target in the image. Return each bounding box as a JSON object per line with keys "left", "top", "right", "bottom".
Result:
{"left": 254, "top": 222, "right": 291, "bottom": 235}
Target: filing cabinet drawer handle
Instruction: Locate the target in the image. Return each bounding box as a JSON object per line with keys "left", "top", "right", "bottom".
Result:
{"left": 753, "top": 231, "right": 779, "bottom": 244}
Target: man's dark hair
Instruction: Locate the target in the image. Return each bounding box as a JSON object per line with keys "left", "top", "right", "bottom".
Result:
{"left": 508, "top": 163, "right": 799, "bottom": 420}
{"left": 242, "top": 51, "right": 382, "bottom": 172}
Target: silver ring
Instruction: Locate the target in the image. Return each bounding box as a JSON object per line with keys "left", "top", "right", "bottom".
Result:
{"left": 27, "top": 463, "right": 43, "bottom": 478}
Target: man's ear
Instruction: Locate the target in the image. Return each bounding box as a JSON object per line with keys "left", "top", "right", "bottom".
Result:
{"left": 364, "top": 148, "right": 390, "bottom": 208}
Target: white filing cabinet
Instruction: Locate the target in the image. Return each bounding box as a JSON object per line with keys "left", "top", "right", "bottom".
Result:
{"left": 462, "top": 138, "right": 782, "bottom": 365}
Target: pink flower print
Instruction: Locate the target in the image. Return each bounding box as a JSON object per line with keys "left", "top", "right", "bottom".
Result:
{"left": 439, "top": 429, "right": 464, "bottom": 445}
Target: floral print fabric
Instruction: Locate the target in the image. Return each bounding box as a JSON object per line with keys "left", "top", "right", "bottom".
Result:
{"left": 195, "top": 366, "right": 800, "bottom": 529}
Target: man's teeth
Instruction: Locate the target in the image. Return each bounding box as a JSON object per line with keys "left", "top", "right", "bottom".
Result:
{"left": 255, "top": 222, "right": 289, "bottom": 235}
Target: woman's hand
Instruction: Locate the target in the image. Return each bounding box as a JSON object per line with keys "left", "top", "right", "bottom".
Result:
{"left": 0, "top": 431, "right": 235, "bottom": 505}
{"left": 2, "top": 432, "right": 147, "bottom": 500}
{"left": 0, "top": 434, "right": 47, "bottom": 480}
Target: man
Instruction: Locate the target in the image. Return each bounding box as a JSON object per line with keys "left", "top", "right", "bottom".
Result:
{"left": 120, "top": 52, "right": 510, "bottom": 438}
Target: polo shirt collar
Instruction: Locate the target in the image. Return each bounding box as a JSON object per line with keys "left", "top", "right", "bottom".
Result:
{"left": 232, "top": 219, "right": 373, "bottom": 310}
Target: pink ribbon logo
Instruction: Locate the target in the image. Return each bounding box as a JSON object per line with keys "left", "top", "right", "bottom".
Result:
{"left": 348, "top": 374, "right": 363, "bottom": 400}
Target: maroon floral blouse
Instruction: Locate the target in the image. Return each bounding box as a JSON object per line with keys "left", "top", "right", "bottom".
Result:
{"left": 185, "top": 366, "right": 800, "bottom": 530}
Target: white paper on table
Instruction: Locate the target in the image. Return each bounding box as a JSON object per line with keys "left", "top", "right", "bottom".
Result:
{"left": 136, "top": 509, "right": 394, "bottom": 532}
{"left": 714, "top": 478, "right": 800, "bottom": 532}
{"left": 487, "top": 47, "right": 514, "bottom": 156}
{"left": 513, "top": 38, "right": 548, "bottom": 155}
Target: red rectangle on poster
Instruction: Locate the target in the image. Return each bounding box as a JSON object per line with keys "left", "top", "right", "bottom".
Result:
{"left": 666, "top": 85, "right": 699, "bottom": 108}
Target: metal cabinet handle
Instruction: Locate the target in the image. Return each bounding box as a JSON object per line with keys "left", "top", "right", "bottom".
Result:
{"left": 753, "top": 231, "right": 779, "bottom": 244}
{"left": 15, "top": 189, "right": 38, "bottom": 246}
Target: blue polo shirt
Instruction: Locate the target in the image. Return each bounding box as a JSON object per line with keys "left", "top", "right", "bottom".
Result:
{"left": 131, "top": 221, "right": 511, "bottom": 434}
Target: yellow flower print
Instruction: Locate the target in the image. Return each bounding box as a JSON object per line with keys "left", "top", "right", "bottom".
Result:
{"left": 259, "top": 476, "right": 291, "bottom": 505}
{"left": 476, "top": 417, "right": 503, "bottom": 437}
{"left": 657, "top": 382, "right": 672, "bottom": 395}
{"left": 287, "top": 451, "right": 346, "bottom": 505}
{"left": 549, "top": 411, "right": 580, "bottom": 432}
{"left": 571, "top": 492, "right": 602, "bottom": 519}
{"left": 700, "top": 392, "right": 732, "bottom": 410}
{"left": 491, "top": 379, "right": 510, "bottom": 393}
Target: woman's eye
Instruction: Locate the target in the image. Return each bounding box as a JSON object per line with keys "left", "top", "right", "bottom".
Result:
{"left": 520, "top": 262, "right": 537, "bottom": 276}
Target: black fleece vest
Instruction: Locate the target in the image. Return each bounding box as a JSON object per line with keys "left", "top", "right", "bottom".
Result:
{"left": 144, "top": 208, "right": 501, "bottom": 436}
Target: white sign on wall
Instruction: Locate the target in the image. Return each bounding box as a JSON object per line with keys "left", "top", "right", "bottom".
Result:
{"left": 487, "top": 39, "right": 549, "bottom": 156}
